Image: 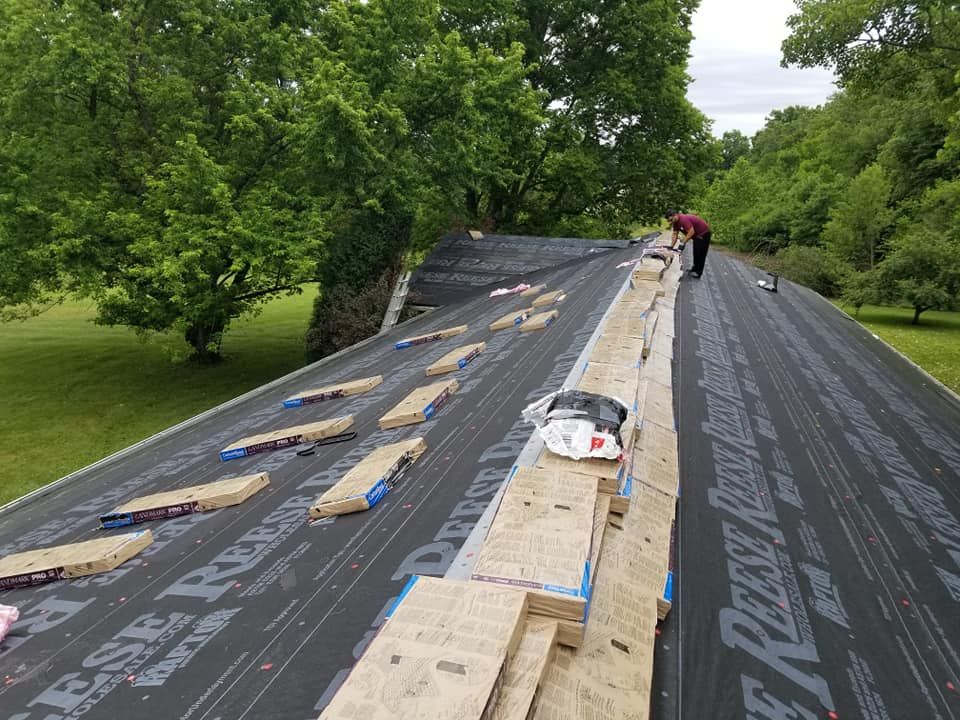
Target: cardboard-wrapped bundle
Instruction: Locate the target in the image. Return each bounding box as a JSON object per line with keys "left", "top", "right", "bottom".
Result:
{"left": 100, "top": 473, "right": 270, "bottom": 528}
{"left": 641, "top": 310, "right": 660, "bottom": 357}
{"left": 309, "top": 438, "right": 427, "bottom": 518}
{"left": 395, "top": 324, "right": 467, "bottom": 349}
{"left": 616, "top": 287, "right": 659, "bottom": 314}
{"left": 471, "top": 468, "right": 598, "bottom": 626}
{"left": 283, "top": 375, "right": 382, "bottom": 408}
{"left": 638, "top": 378, "right": 674, "bottom": 432}
{"left": 0, "top": 531, "right": 153, "bottom": 590}
{"left": 531, "top": 290, "right": 565, "bottom": 308}
{"left": 630, "top": 422, "right": 679, "bottom": 498}
{"left": 631, "top": 262, "right": 664, "bottom": 283}
{"left": 576, "top": 362, "right": 640, "bottom": 412}
{"left": 220, "top": 416, "right": 354, "bottom": 461}
{"left": 588, "top": 333, "right": 645, "bottom": 368}
{"left": 319, "top": 575, "right": 528, "bottom": 720}
{"left": 597, "top": 309, "right": 647, "bottom": 340}
{"left": 379, "top": 379, "right": 459, "bottom": 429}
{"left": 520, "top": 310, "right": 559, "bottom": 332}
{"left": 490, "top": 308, "right": 533, "bottom": 331}
{"left": 520, "top": 284, "right": 547, "bottom": 298}
{"left": 641, "top": 349, "right": 673, "bottom": 381}
{"left": 426, "top": 342, "right": 485, "bottom": 376}
{"left": 629, "top": 278, "right": 665, "bottom": 298}
{"left": 533, "top": 652, "right": 653, "bottom": 720}
{"left": 492, "top": 619, "right": 560, "bottom": 720}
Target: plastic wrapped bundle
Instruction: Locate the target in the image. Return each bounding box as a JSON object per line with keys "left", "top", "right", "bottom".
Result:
{"left": 523, "top": 389, "right": 629, "bottom": 460}
{"left": 0, "top": 604, "right": 19, "bottom": 644}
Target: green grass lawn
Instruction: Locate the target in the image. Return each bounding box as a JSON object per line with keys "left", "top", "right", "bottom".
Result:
{"left": 835, "top": 303, "right": 960, "bottom": 394}
{"left": 0, "top": 289, "right": 316, "bottom": 506}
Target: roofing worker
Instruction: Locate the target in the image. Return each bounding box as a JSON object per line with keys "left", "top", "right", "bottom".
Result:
{"left": 666, "top": 210, "right": 711, "bottom": 278}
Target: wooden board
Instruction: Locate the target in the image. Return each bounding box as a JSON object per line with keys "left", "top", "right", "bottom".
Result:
{"left": 492, "top": 619, "right": 559, "bottom": 720}
{"left": 589, "top": 333, "right": 645, "bottom": 368}
{"left": 520, "top": 283, "right": 547, "bottom": 298}
{"left": 638, "top": 379, "right": 674, "bottom": 432}
{"left": 220, "top": 416, "right": 354, "bottom": 461}
{"left": 490, "top": 308, "right": 533, "bottom": 331}
{"left": 395, "top": 324, "right": 468, "bottom": 349}
{"left": 533, "top": 451, "right": 622, "bottom": 495}
{"left": 283, "top": 375, "right": 383, "bottom": 408}
{"left": 320, "top": 576, "right": 528, "bottom": 720}
{"left": 100, "top": 473, "right": 270, "bottom": 528}
{"left": 630, "top": 423, "right": 679, "bottom": 497}
{"left": 531, "top": 290, "right": 565, "bottom": 308}
{"left": 426, "top": 342, "right": 486, "bottom": 376}
{"left": 0, "top": 531, "right": 153, "bottom": 590}
{"left": 576, "top": 362, "right": 640, "bottom": 410}
{"left": 471, "top": 468, "right": 598, "bottom": 623}
{"left": 378, "top": 379, "right": 459, "bottom": 430}
{"left": 519, "top": 310, "right": 559, "bottom": 332}
{"left": 309, "top": 438, "right": 427, "bottom": 518}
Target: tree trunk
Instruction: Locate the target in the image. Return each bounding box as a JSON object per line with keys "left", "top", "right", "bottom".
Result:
{"left": 185, "top": 322, "right": 224, "bottom": 363}
{"left": 912, "top": 306, "right": 923, "bottom": 325}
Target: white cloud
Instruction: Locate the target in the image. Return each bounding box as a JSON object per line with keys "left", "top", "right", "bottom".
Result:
{"left": 687, "top": 0, "right": 837, "bottom": 137}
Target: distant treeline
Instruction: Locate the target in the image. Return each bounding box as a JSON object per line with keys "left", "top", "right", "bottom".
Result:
{"left": 0, "top": 0, "right": 711, "bottom": 361}
{"left": 699, "top": 0, "right": 960, "bottom": 323}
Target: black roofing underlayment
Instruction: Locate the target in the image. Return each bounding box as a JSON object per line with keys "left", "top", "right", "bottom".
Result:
{"left": 1, "top": 247, "right": 960, "bottom": 720}
{"left": 407, "top": 232, "right": 632, "bottom": 306}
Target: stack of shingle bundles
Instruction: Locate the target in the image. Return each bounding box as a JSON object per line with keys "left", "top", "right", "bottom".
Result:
{"left": 576, "top": 363, "right": 639, "bottom": 414}
{"left": 470, "top": 467, "right": 599, "bottom": 648}
{"left": 532, "top": 498, "right": 660, "bottom": 720}
{"left": 426, "top": 342, "right": 486, "bottom": 375}
{"left": 631, "top": 257, "right": 666, "bottom": 283}
{"left": 318, "top": 576, "right": 528, "bottom": 720}
{"left": 308, "top": 438, "right": 427, "bottom": 519}
{"left": 378, "top": 379, "right": 459, "bottom": 429}
{"left": 491, "top": 619, "right": 560, "bottom": 720}
{"left": 534, "top": 411, "right": 636, "bottom": 514}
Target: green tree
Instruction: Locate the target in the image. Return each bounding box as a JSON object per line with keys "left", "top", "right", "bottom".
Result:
{"left": 0, "top": 0, "right": 328, "bottom": 361}
{"left": 822, "top": 164, "right": 894, "bottom": 270}
{"left": 875, "top": 234, "right": 960, "bottom": 323}
{"left": 721, "top": 130, "right": 751, "bottom": 170}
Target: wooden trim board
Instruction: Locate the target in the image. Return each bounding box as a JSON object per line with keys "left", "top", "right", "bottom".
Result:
{"left": 319, "top": 575, "right": 528, "bottom": 720}
{"left": 519, "top": 310, "right": 559, "bottom": 332}
{"left": 426, "top": 342, "right": 486, "bottom": 376}
{"left": 531, "top": 290, "right": 565, "bottom": 308}
{"left": 490, "top": 308, "right": 533, "bottom": 331}
{"left": 101, "top": 473, "right": 270, "bottom": 528}
{"left": 0, "top": 531, "right": 153, "bottom": 590}
{"left": 395, "top": 324, "right": 468, "bottom": 349}
{"left": 378, "top": 379, "right": 459, "bottom": 430}
{"left": 471, "top": 468, "right": 598, "bottom": 623}
{"left": 492, "top": 619, "right": 559, "bottom": 720}
{"left": 220, "top": 416, "right": 354, "bottom": 461}
{"left": 283, "top": 375, "right": 382, "bottom": 408}
{"left": 309, "top": 438, "right": 427, "bottom": 518}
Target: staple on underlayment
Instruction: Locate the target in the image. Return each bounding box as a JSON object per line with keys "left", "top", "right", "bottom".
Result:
{"left": 308, "top": 438, "right": 427, "bottom": 518}
{"left": 319, "top": 575, "right": 528, "bottom": 720}
{"left": 426, "top": 342, "right": 486, "bottom": 376}
{"left": 282, "top": 375, "right": 382, "bottom": 408}
{"left": 378, "top": 378, "right": 459, "bottom": 430}
{"left": 220, "top": 416, "right": 354, "bottom": 461}
{"left": 394, "top": 324, "right": 467, "bottom": 349}
{"left": 100, "top": 473, "right": 270, "bottom": 528}
{"left": 519, "top": 310, "right": 559, "bottom": 332}
{"left": 0, "top": 531, "right": 153, "bottom": 591}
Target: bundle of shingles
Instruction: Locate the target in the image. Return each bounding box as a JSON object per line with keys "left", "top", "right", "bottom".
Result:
{"left": 318, "top": 239, "right": 681, "bottom": 720}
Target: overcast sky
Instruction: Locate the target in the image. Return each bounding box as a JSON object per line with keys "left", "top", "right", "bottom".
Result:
{"left": 687, "top": 0, "right": 838, "bottom": 138}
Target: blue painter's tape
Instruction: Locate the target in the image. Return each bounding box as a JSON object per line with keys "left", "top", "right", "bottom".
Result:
{"left": 220, "top": 448, "right": 247, "bottom": 462}
{"left": 282, "top": 398, "right": 304, "bottom": 409}
{"left": 387, "top": 575, "right": 420, "bottom": 619}
{"left": 99, "top": 512, "right": 134, "bottom": 529}
{"left": 365, "top": 479, "right": 389, "bottom": 508}
{"left": 423, "top": 402, "right": 436, "bottom": 419}
{"left": 663, "top": 571, "right": 674, "bottom": 602}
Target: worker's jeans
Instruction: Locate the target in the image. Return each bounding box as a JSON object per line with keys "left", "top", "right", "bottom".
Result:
{"left": 692, "top": 232, "right": 711, "bottom": 275}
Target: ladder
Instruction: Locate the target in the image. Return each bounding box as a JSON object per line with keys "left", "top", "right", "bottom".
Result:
{"left": 379, "top": 270, "right": 412, "bottom": 333}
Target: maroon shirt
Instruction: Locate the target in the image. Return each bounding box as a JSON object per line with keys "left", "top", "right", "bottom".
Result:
{"left": 672, "top": 213, "right": 710, "bottom": 237}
